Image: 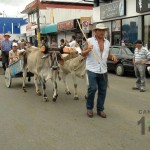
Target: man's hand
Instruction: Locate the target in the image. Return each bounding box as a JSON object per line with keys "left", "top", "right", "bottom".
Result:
{"left": 112, "top": 55, "right": 118, "bottom": 63}
{"left": 87, "top": 45, "right": 93, "bottom": 52}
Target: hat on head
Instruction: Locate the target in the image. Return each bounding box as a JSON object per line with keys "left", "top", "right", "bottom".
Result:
{"left": 4, "top": 33, "right": 11, "bottom": 37}
{"left": 93, "top": 23, "right": 108, "bottom": 30}
{"left": 135, "top": 40, "right": 143, "bottom": 45}
{"left": 12, "top": 43, "right": 18, "bottom": 47}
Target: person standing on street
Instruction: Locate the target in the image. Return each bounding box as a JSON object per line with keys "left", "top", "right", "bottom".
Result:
{"left": 82, "top": 23, "right": 118, "bottom": 118}
{"left": 132, "top": 40, "right": 150, "bottom": 92}
{"left": 1, "top": 33, "right": 12, "bottom": 71}
{"left": 66, "top": 35, "right": 77, "bottom": 48}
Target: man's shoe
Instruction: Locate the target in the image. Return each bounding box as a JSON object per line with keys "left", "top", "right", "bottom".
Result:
{"left": 140, "top": 88, "right": 146, "bottom": 92}
{"left": 132, "top": 86, "right": 139, "bottom": 90}
{"left": 97, "top": 111, "right": 107, "bottom": 118}
{"left": 87, "top": 110, "right": 93, "bottom": 118}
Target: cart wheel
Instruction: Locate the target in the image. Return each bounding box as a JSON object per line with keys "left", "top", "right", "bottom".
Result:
{"left": 5, "top": 68, "right": 12, "bottom": 88}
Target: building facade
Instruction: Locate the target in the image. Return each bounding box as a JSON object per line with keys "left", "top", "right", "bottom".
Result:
{"left": 0, "top": 17, "right": 26, "bottom": 40}
{"left": 93, "top": 0, "right": 150, "bottom": 49}
{"left": 21, "top": 0, "right": 93, "bottom": 45}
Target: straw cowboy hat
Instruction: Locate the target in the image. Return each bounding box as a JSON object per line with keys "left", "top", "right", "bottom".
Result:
{"left": 93, "top": 23, "right": 108, "bottom": 30}
{"left": 4, "top": 33, "right": 11, "bottom": 37}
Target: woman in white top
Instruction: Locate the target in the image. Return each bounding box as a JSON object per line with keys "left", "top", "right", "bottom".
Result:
{"left": 9, "top": 43, "right": 19, "bottom": 64}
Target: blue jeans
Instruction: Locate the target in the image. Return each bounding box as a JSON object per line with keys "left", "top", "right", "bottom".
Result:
{"left": 86, "top": 70, "right": 108, "bottom": 112}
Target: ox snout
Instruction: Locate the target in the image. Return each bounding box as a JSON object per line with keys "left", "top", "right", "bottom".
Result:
{"left": 52, "top": 65, "right": 59, "bottom": 70}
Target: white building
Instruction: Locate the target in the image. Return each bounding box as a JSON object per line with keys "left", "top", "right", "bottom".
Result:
{"left": 21, "top": 0, "right": 93, "bottom": 45}
{"left": 93, "top": 0, "right": 150, "bottom": 49}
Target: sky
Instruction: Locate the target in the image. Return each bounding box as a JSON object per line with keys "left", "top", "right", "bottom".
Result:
{"left": 0, "top": 0, "right": 93, "bottom": 18}
{"left": 0, "top": 0, "right": 33, "bottom": 18}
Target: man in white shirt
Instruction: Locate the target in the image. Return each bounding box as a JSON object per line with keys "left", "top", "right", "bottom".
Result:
{"left": 82, "top": 23, "right": 117, "bottom": 118}
{"left": 68, "top": 35, "right": 77, "bottom": 47}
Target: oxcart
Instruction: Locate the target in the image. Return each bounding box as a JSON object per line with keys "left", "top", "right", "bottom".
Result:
{"left": 4, "top": 58, "right": 30, "bottom": 88}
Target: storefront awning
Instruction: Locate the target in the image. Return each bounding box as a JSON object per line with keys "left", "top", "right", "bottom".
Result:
{"left": 41, "top": 24, "right": 57, "bottom": 34}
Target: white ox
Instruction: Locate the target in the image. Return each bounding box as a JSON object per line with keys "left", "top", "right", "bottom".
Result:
{"left": 22, "top": 46, "right": 59, "bottom": 102}
{"left": 59, "top": 54, "right": 88, "bottom": 100}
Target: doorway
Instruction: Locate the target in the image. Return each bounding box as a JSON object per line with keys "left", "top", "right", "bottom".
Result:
{"left": 112, "top": 32, "right": 121, "bottom": 45}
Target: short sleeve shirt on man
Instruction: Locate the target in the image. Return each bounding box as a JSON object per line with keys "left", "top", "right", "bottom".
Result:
{"left": 134, "top": 46, "right": 150, "bottom": 63}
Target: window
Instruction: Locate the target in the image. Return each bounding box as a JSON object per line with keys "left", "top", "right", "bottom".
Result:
{"left": 122, "top": 17, "right": 138, "bottom": 46}
{"left": 111, "top": 47, "right": 120, "bottom": 55}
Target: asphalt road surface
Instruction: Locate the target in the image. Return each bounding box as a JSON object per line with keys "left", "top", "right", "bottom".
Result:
{"left": 0, "top": 69, "right": 150, "bottom": 150}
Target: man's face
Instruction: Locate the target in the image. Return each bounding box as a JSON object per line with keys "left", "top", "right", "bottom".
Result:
{"left": 4, "top": 35, "right": 10, "bottom": 40}
{"left": 12, "top": 46, "right": 17, "bottom": 51}
{"left": 135, "top": 43, "right": 142, "bottom": 49}
{"left": 95, "top": 29, "right": 106, "bottom": 39}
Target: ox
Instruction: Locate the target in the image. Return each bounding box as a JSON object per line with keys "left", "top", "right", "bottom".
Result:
{"left": 22, "top": 46, "right": 60, "bottom": 102}
{"left": 59, "top": 54, "right": 88, "bottom": 100}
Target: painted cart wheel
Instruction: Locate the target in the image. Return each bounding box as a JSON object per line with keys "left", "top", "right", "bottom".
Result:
{"left": 5, "top": 68, "right": 12, "bottom": 88}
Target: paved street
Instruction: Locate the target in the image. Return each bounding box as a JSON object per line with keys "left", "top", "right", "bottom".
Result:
{"left": 0, "top": 69, "right": 150, "bottom": 150}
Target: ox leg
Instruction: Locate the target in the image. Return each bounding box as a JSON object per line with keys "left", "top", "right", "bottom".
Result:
{"left": 51, "top": 79, "right": 58, "bottom": 102}
{"left": 51, "top": 71, "right": 58, "bottom": 102}
{"left": 22, "top": 68, "right": 27, "bottom": 92}
{"left": 71, "top": 72, "right": 79, "bottom": 100}
{"left": 62, "top": 73, "right": 71, "bottom": 95}
{"left": 40, "top": 79, "right": 49, "bottom": 102}
{"left": 34, "top": 75, "right": 41, "bottom": 96}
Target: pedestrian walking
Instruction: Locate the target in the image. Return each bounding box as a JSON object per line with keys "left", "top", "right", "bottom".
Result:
{"left": 82, "top": 23, "right": 118, "bottom": 118}
{"left": 132, "top": 40, "right": 150, "bottom": 92}
{"left": 1, "top": 33, "right": 12, "bottom": 71}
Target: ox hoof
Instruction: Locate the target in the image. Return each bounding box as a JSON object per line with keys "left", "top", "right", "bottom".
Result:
{"left": 36, "top": 91, "right": 42, "bottom": 96}
{"left": 53, "top": 94, "right": 58, "bottom": 102}
{"left": 74, "top": 97, "right": 79, "bottom": 100}
{"left": 22, "top": 87, "right": 27, "bottom": 92}
{"left": 66, "top": 91, "right": 71, "bottom": 95}
{"left": 23, "top": 89, "right": 27, "bottom": 92}
{"left": 43, "top": 97, "right": 49, "bottom": 102}
{"left": 52, "top": 98, "right": 57, "bottom": 102}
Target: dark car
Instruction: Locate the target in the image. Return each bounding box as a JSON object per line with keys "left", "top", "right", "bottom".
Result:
{"left": 107, "top": 46, "right": 134, "bottom": 76}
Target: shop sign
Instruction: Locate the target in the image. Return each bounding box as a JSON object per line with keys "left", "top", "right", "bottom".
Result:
{"left": 100, "top": 0, "right": 125, "bottom": 20}
{"left": 136, "top": 0, "right": 150, "bottom": 13}
{"left": 112, "top": 20, "right": 121, "bottom": 31}
{"left": 80, "top": 17, "right": 91, "bottom": 33}
{"left": 26, "top": 30, "right": 35, "bottom": 37}
{"left": 57, "top": 20, "right": 74, "bottom": 31}
{"left": 26, "top": 23, "right": 32, "bottom": 31}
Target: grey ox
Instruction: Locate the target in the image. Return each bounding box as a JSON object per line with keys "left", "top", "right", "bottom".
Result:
{"left": 22, "top": 46, "right": 60, "bottom": 102}
{"left": 59, "top": 54, "right": 88, "bottom": 100}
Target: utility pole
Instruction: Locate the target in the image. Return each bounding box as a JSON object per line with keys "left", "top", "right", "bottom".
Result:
{"left": 36, "top": 0, "right": 40, "bottom": 47}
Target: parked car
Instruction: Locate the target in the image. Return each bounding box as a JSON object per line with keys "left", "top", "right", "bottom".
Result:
{"left": 107, "top": 46, "right": 134, "bottom": 76}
